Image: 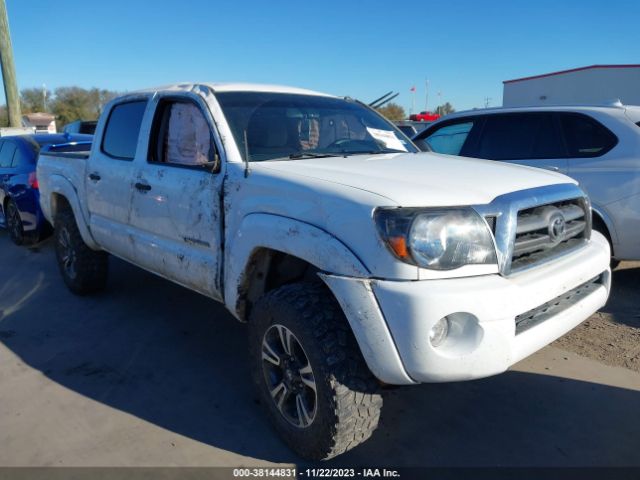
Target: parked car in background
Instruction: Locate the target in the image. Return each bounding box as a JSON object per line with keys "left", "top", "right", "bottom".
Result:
{"left": 396, "top": 123, "right": 417, "bottom": 137}
{"left": 413, "top": 104, "right": 640, "bottom": 265}
{"left": 38, "top": 83, "right": 610, "bottom": 459}
{"left": 0, "top": 133, "right": 92, "bottom": 245}
{"left": 63, "top": 120, "right": 98, "bottom": 135}
{"left": 395, "top": 121, "right": 433, "bottom": 138}
{"left": 409, "top": 110, "right": 441, "bottom": 122}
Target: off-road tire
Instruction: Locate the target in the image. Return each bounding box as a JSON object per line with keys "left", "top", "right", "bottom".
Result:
{"left": 54, "top": 208, "right": 108, "bottom": 295}
{"left": 248, "top": 282, "right": 382, "bottom": 460}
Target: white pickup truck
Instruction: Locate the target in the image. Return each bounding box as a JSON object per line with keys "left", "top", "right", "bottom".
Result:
{"left": 37, "top": 83, "right": 611, "bottom": 460}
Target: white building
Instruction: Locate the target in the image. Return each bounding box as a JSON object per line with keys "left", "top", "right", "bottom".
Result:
{"left": 22, "top": 112, "right": 57, "bottom": 134}
{"left": 503, "top": 64, "right": 640, "bottom": 107}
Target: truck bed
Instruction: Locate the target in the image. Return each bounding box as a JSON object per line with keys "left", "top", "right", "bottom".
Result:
{"left": 37, "top": 152, "right": 90, "bottom": 225}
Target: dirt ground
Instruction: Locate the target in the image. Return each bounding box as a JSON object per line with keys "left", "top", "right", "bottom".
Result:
{"left": 554, "top": 261, "right": 640, "bottom": 372}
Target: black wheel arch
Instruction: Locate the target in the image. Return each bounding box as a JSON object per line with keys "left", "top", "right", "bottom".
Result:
{"left": 236, "top": 248, "right": 321, "bottom": 321}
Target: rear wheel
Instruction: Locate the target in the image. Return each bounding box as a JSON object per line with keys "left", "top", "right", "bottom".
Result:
{"left": 248, "top": 282, "right": 382, "bottom": 460}
{"left": 6, "top": 199, "right": 25, "bottom": 246}
{"left": 54, "top": 208, "right": 108, "bottom": 295}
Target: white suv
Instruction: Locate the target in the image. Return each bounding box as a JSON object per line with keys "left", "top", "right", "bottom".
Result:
{"left": 413, "top": 103, "right": 640, "bottom": 264}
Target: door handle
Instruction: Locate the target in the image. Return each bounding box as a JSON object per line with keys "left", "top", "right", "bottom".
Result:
{"left": 134, "top": 182, "right": 152, "bottom": 192}
{"left": 544, "top": 165, "right": 560, "bottom": 172}
{"left": 88, "top": 172, "right": 101, "bottom": 181}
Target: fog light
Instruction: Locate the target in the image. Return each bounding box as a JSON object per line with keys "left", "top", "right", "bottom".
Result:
{"left": 429, "top": 316, "right": 450, "bottom": 347}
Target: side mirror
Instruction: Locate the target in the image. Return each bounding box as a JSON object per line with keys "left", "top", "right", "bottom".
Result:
{"left": 201, "top": 150, "right": 220, "bottom": 173}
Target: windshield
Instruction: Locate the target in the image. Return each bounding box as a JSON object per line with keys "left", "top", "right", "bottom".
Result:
{"left": 216, "top": 92, "right": 417, "bottom": 162}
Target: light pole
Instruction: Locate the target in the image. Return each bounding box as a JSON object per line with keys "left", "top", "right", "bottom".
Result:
{"left": 410, "top": 85, "right": 416, "bottom": 114}
{"left": 425, "top": 78, "right": 429, "bottom": 112}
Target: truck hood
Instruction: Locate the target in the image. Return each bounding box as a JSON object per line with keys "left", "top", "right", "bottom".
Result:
{"left": 257, "top": 152, "right": 575, "bottom": 206}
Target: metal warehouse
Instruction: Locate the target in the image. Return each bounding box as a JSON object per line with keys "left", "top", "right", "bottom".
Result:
{"left": 503, "top": 64, "right": 640, "bottom": 107}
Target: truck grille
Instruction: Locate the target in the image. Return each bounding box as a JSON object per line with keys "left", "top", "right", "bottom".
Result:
{"left": 515, "top": 274, "right": 603, "bottom": 334}
{"left": 510, "top": 198, "right": 590, "bottom": 272}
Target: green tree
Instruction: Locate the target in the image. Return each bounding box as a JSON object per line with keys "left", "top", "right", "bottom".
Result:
{"left": 434, "top": 102, "right": 455, "bottom": 116}
{"left": 20, "top": 87, "right": 51, "bottom": 113}
{"left": 376, "top": 102, "right": 406, "bottom": 122}
{"left": 50, "top": 86, "right": 119, "bottom": 126}
{"left": 2, "top": 86, "right": 120, "bottom": 130}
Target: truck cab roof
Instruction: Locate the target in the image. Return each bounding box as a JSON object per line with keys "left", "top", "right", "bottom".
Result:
{"left": 128, "top": 82, "right": 335, "bottom": 98}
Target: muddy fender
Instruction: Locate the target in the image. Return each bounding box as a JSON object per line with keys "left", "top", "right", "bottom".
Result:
{"left": 224, "top": 213, "right": 369, "bottom": 316}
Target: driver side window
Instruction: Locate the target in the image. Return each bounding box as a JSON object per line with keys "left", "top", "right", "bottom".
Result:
{"left": 149, "top": 99, "right": 219, "bottom": 169}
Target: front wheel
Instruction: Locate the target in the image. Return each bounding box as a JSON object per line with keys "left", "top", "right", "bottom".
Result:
{"left": 248, "top": 282, "right": 382, "bottom": 460}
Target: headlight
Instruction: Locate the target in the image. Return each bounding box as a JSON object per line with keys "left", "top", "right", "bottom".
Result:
{"left": 374, "top": 207, "right": 497, "bottom": 270}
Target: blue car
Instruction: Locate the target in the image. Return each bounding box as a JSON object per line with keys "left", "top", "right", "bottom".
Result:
{"left": 0, "top": 133, "right": 92, "bottom": 245}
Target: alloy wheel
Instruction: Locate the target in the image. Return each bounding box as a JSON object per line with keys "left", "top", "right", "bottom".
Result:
{"left": 261, "top": 324, "right": 317, "bottom": 428}
{"left": 7, "top": 202, "right": 23, "bottom": 244}
{"left": 58, "top": 227, "right": 77, "bottom": 279}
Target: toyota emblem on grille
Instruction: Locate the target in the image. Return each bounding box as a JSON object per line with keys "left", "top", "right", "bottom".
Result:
{"left": 549, "top": 213, "right": 566, "bottom": 243}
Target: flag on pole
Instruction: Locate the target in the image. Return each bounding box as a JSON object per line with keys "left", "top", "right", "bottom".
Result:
{"left": 410, "top": 87, "right": 416, "bottom": 114}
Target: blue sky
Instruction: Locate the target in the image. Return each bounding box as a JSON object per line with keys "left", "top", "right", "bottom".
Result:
{"left": 3, "top": 0, "right": 640, "bottom": 113}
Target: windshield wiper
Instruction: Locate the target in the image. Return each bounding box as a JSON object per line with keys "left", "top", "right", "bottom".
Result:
{"left": 288, "top": 152, "right": 339, "bottom": 160}
{"left": 341, "top": 149, "right": 406, "bottom": 156}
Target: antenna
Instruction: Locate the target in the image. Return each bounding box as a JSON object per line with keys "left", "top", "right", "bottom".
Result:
{"left": 369, "top": 91, "right": 394, "bottom": 107}
{"left": 371, "top": 92, "right": 399, "bottom": 109}
{"left": 243, "top": 129, "right": 251, "bottom": 178}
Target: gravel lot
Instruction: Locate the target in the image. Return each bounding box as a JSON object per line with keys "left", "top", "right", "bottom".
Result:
{"left": 0, "top": 232, "right": 639, "bottom": 467}
{"left": 554, "top": 261, "right": 640, "bottom": 372}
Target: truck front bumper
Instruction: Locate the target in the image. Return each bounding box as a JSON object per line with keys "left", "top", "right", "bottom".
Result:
{"left": 321, "top": 232, "right": 611, "bottom": 385}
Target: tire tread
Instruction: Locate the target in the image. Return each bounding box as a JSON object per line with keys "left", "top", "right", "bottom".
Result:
{"left": 251, "top": 282, "right": 382, "bottom": 460}
{"left": 55, "top": 208, "right": 108, "bottom": 295}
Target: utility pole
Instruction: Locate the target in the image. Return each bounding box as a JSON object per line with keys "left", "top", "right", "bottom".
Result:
{"left": 484, "top": 97, "right": 492, "bottom": 108}
{"left": 425, "top": 78, "right": 429, "bottom": 112}
{"left": 0, "top": 0, "right": 21, "bottom": 127}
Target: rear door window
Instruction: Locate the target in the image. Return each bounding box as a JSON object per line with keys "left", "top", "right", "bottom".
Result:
{"left": 101, "top": 100, "right": 148, "bottom": 160}
{"left": 532, "top": 114, "right": 565, "bottom": 158}
{"left": 474, "top": 113, "right": 565, "bottom": 160}
{"left": 0, "top": 141, "right": 17, "bottom": 168}
{"left": 11, "top": 145, "right": 31, "bottom": 167}
{"left": 559, "top": 113, "right": 617, "bottom": 158}
{"left": 418, "top": 121, "right": 475, "bottom": 155}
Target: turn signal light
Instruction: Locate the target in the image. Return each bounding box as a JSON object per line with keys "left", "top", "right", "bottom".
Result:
{"left": 388, "top": 236, "right": 408, "bottom": 258}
